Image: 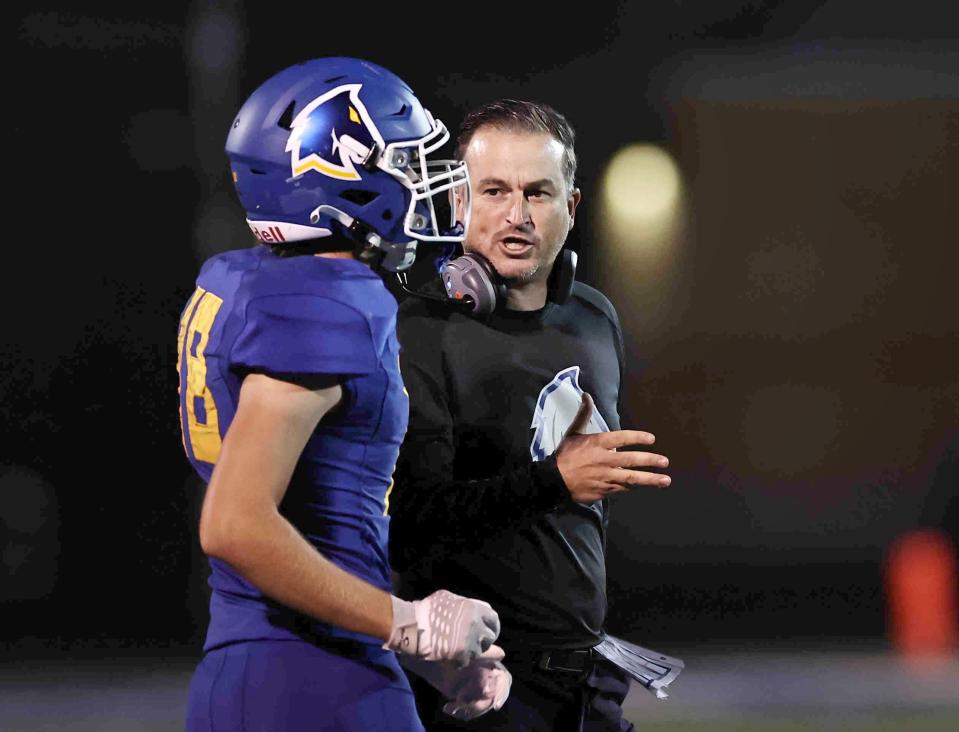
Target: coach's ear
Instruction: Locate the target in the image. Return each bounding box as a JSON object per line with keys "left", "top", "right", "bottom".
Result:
{"left": 451, "top": 186, "right": 469, "bottom": 230}
{"left": 567, "top": 187, "right": 581, "bottom": 231}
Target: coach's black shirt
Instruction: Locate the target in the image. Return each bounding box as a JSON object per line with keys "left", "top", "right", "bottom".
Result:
{"left": 389, "top": 281, "right": 625, "bottom": 650}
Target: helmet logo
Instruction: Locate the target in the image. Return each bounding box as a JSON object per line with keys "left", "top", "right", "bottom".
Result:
{"left": 285, "top": 84, "right": 385, "bottom": 181}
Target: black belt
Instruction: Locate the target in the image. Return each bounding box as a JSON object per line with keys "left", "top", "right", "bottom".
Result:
{"left": 510, "top": 646, "right": 601, "bottom": 677}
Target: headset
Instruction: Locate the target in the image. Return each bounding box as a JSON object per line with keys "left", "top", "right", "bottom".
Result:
{"left": 400, "top": 247, "right": 577, "bottom": 318}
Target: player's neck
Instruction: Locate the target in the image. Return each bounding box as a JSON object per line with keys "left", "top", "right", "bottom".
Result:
{"left": 315, "top": 251, "right": 355, "bottom": 260}
{"left": 505, "top": 280, "right": 547, "bottom": 311}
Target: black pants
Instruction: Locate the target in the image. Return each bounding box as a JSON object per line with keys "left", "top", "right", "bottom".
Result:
{"left": 408, "top": 656, "right": 636, "bottom": 732}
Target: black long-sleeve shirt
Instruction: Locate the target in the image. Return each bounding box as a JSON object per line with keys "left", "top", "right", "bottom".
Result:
{"left": 389, "top": 281, "right": 626, "bottom": 649}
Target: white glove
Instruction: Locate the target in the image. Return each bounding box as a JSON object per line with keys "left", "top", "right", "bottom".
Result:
{"left": 385, "top": 590, "right": 501, "bottom": 667}
{"left": 441, "top": 657, "right": 512, "bottom": 720}
{"left": 399, "top": 646, "right": 512, "bottom": 721}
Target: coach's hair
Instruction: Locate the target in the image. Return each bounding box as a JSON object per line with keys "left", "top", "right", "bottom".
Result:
{"left": 455, "top": 99, "right": 577, "bottom": 193}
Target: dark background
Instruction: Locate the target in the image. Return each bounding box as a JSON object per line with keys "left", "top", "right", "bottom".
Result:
{"left": 5, "top": 0, "right": 957, "bottom": 660}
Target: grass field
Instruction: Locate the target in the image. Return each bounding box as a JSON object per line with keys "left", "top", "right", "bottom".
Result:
{"left": 633, "top": 715, "right": 959, "bottom": 732}
{"left": 2, "top": 647, "right": 957, "bottom": 731}
{"left": 5, "top": 712, "right": 958, "bottom": 732}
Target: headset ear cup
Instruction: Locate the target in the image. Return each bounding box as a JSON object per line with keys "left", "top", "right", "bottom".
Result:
{"left": 472, "top": 254, "right": 508, "bottom": 309}
{"left": 547, "top": 249, "right": 577, "bottom": 304}
{"left": 440, "top": 252, "right": 504, "bottom": 316}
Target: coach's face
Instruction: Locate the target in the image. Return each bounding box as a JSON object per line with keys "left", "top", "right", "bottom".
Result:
{"left": 459, "top": 127, "right": 580, "bottom": 286}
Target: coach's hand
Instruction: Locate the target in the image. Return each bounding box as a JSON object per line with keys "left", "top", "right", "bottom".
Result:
{"left": 385, "top": 590, "right": 502, "bottom": 667}
{"left": 555, "top": 392, "right": 671, "bottom": 503}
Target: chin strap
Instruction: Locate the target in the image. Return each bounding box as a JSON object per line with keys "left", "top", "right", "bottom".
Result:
{"left": 310, "top": 205, "right": 382, "bottom": 250}
{"left": 309, "top": 204, "right": 417, "bottom": 271}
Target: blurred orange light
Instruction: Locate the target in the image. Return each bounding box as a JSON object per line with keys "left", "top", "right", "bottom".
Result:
{"left": 885, "top": 528, "right": 958, "bottom": 666}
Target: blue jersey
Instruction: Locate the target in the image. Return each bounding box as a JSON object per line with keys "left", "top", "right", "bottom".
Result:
{"left": 176, "top": 245, "right": 407, "bottom": 650}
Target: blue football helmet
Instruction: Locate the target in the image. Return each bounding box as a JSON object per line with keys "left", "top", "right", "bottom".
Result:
{"left": 225, "top": 57, "right": 470, "bottom": 271}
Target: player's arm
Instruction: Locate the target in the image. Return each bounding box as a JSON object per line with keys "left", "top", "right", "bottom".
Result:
{"left": 199, "top": 372, "right": 395, "bottom": 637}
{"left": 199, "top": 372, "right": 500, "bottom": 665}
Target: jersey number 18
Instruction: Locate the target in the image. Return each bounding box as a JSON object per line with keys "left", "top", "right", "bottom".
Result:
{"left": 177, "top": 286, "right": 224, "bottom": 464}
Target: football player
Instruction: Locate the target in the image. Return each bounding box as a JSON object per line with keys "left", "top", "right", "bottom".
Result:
{"left": 178, "top": 57, "right": 508, "bottom": 731}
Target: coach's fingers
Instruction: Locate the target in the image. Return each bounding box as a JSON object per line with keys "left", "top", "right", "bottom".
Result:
{"left": 613, "top": 469, "right": 671, "bottom": 488}
{"left": 602, "top": 451, "right": 669, "bottom": 469}
{"left": 596, "top": 429, "right": 656, "bottom": 449}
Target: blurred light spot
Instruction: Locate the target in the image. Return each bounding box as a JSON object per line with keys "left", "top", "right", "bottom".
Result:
{"left": 596, "top": 144, "right": 689, "bottom": 342}
{"left": 602, "top": 144, "right": 681, "bottom": 229}
{"left": 188, "top": 7, "right": 243, "bottom": 74}
{"left": 886, "top": 529, "right": 958, "bottom": 665}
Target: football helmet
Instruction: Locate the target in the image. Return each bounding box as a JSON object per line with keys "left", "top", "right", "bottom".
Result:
{"left": 225, "top": 57, "right": 469, "bottom": 271}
